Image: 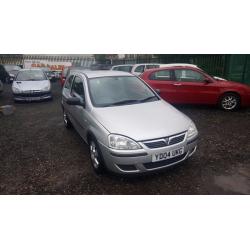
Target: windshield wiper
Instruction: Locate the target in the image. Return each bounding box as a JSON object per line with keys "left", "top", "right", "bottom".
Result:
{"left": 103, "top": 99, "right": 140, "bottom": 107}
{"left": 139, "top": 96, "right": 158, "bottom": 103}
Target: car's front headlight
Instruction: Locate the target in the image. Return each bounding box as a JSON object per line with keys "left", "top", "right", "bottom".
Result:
{"left": 12, "top": 86, "right": 21, "bottom": 93}
{"left": 42, "top": 85, "right": 51, "bottom": 91}
{"left": 187, "top": 122, "right": 198, "bottom": 138}
{"left": 108, "top": 134, "right": 142, "bottom": 150}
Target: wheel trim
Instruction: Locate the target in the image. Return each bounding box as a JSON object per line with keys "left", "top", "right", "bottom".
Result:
{"left": 90, "top": 142, "right": 100, "bottom": 169}
{"left": 222, "top": 96, "right": 237, "bottom": 110}
{"left": 63, "top": 111, "right": 68, "bottom": 124}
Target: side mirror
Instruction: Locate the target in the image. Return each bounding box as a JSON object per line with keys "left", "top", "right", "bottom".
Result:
{"left": 9, "top": 78, "right": 14, "bottom": 84}
{"left": 204, "top": 78, "right": 212, "bottom": 84}
{"left": 66, "top": 97, "right": 85, "bottom": 107}
{"left": 155, "top": 89, "right": 161, "bottom": 95}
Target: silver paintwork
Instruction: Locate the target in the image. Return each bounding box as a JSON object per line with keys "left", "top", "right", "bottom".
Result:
{"left": 0, "top": 80, "right": 3, "bottom": 93}
{"left": 62, "top": 70, "right": 198, "bottom": 174}
{"left": 11, "top": 69, "right": 51, "bottom": 101}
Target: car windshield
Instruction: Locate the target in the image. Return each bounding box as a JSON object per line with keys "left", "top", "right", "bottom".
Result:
{"left": 88, "top": 76, "right": 159, "bottom": 107}
{"left": 16, "top": 70, "right": 47, "bottom": 81}
{"left": 4, "top": 65, "right": 21, "bottom": 72}
{"left": 146, "top": 65, "right": 160, "bottom": 69}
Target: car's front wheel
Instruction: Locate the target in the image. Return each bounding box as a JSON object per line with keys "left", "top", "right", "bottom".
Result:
{"left": 63, "top": 109, "right": 72, "bottom": 129}
{"left": 89, "top": 138, "right": 106, "bottom": 174}
{"left": 219, "top": 93, "right": 240, "bottom": 111}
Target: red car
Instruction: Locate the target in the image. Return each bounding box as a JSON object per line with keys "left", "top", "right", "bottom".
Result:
{"left": 60, "top": 67, "right": 69, "bottom": 87}
{"left": 140, "top": 65, "right": 250, "bottom": 111}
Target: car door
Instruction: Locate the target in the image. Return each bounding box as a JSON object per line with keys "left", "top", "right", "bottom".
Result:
{"left": 69, "top": 75, "right": 88, "bottom": 139}
{"left": 144, "top": 69, "right": 178, "bottom": 103}
{"left": 62, "top": 74, "right": 75, "bottom": 120}
{"left": 173, "top": 68, "right": 219, "bottom": 104}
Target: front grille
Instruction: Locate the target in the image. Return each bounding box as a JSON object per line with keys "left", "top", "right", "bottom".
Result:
{"left": 143, "top": 132, "right": 186, "bottom": 149}
{"left": 14, "top": 91, "right": 50, "bottom": 97}
{"left": 144, "top": 153, "right": 187, "bottom": 170}
{"left": 144, "top": 140, "right": 167, "bottom": 148}
{"left": 169, "top": 134, "right": 185, "bottom": 145}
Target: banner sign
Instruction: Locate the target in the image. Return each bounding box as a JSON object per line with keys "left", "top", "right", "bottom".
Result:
{"left": 24, "top": 60, "right": 72, "bottom": 71}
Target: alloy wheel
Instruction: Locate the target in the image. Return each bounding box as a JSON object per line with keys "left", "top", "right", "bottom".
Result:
{"left": 90, "top": 141, "right": 100, "bottom": 169}
{"left": 221, "top": 95, "right": 238, "bottom": 110}
{"left": 63, "top": 111, "right": 68, "bottom": 125}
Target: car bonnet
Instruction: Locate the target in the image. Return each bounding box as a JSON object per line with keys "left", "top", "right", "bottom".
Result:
{"left": 14, "top": 80, "right": 50, "bottom": 92}
{"left": 92, "top": 100, "right": 192, "bottom": 141}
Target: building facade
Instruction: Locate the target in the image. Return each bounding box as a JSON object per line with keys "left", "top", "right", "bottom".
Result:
{"left": 0, "top": 54, "right": 95, "bottom": 67}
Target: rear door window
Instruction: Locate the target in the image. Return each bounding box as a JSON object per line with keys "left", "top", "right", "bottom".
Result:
{"left": 149, "top": 70, "right": 172, "bottom": 81}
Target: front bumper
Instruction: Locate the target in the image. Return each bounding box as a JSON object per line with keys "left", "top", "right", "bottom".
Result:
{"left": 13, "top": 91, "right": 52, "bottom": 101}
{"left": 242, "top": 92, "right": 250, "bottom": 107}
{"left": 98, "top": 135, "right": 198, "bottom": 174}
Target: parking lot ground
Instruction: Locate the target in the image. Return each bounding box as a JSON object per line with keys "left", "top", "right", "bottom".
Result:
{"left": 0, "top": 81, "right": 250, "bottom": 194}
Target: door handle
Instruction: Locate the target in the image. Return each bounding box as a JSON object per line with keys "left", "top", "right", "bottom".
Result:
{"left": 173, "top": 83, "right": 182, "bottom": 86}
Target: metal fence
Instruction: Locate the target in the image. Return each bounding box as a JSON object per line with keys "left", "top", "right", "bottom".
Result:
{"left": 111, "top": 54, "right": 227, "bottom": 78}
{"left": 1, "top": 54, "right": 250, "bottom": 84}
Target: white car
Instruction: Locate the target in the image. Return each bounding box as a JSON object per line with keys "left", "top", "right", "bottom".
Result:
{"left": 110, "top": 64, "right": 134, "bottom": 73}
{"left": 131, "top": 63, "right": 199, "bottom": 76}
{"left": 12, "top": 69, "right": 52, "bottom": 102}
{"left": 111, "top": 63, "right": 199, "bottom": 76}
{"left": 160, "top": 63, "right": 199, "bottom": 68}
{"left": 131, "top": 63, "right": 162, "bottom": 76}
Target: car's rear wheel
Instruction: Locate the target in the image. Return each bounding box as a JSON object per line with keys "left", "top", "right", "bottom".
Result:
{"left": 89, "top": 137, "right": 106, "bottom": 174}
{"left": 63, "top": 109, "right": 72, "bottom": 129}
{"left": 219, "top": 93, "right": 240, "bottom": 111}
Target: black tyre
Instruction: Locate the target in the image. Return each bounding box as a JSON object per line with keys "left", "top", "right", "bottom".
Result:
{"left": 89, "top": 137, "right": 106, "bottom": 174}
{"left": 63, "top": 109, "right": 72, "bottom": 129}
{"left": 219, "top": 93, "right": 240, "bottom": 111}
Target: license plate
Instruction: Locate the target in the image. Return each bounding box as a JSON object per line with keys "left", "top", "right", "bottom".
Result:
{"left": 27, "top": 97, "right": 40, "bottom": 101}
{"left": 152, "top": 147, "right": 184, "bottom": 162}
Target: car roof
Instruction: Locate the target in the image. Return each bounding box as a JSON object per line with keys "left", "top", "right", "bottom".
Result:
{"left": 112, "top": 64, "right": 134, "bottom": 67}
{"left": 133, "top": 63, "right": 160, "bottom": 66}
{"left": 143, "top": 65, "right": 204, "bottom": 74}
{"left": 161, "top": 63, "right": 198, "bottom": 68}
{"left": 150, "top": 65, "right": 201, "bottom": 70}
{"left": 71, "top": 70, "right": 133, "bottom": 78}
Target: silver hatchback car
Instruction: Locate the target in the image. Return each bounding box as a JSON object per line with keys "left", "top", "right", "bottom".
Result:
{"left": 61, "top": 70, "right": 198, "bottom": 174}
